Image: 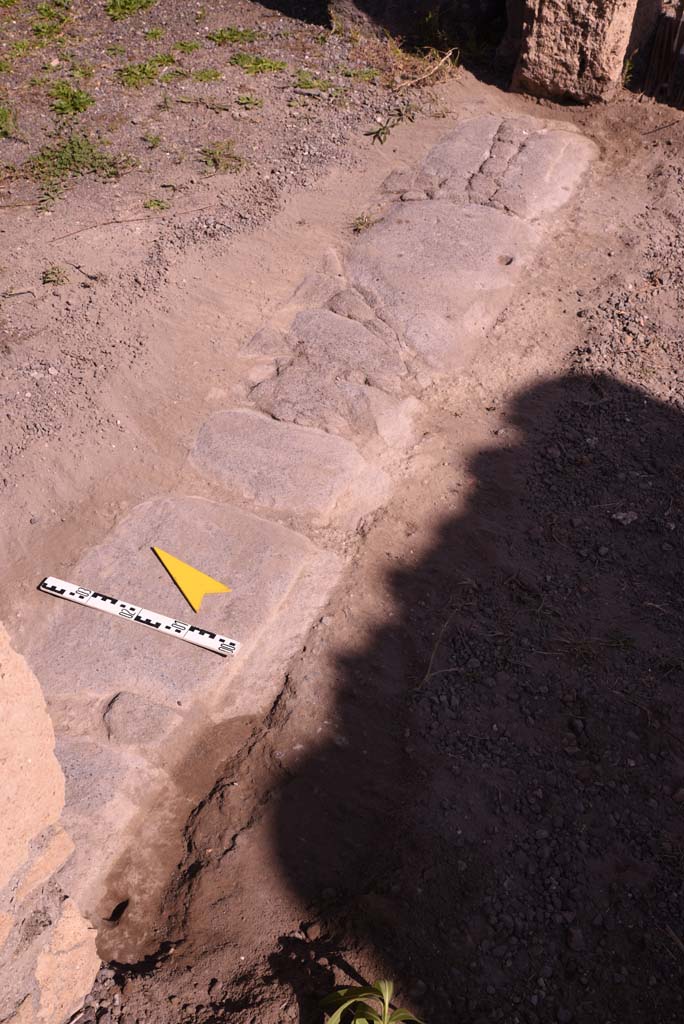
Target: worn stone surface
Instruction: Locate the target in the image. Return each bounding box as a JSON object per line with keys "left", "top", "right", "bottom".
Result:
{"left": 290, "top": 309, "right": 408, "bottom": 389}
{"left": 192, "top": 409, "right": 389, "bottom": 522}
{"left": 349, "top": 199, "right": 538, "bottom": 370}
{"left": 0, "top": 626, "right": 64, "bottom": 891}
{"left": 513, "top": 0, "right": 639, "bottom": 101}
{"left": 22, "top": 498, "right": 341, "bottom": 927}
{"left": 349, "top": 118, "right": 597, "bottom": 371}
{"left": 252, "top": 362, "right": 415, "bottom": 444}
{"left": 0, "top": 625, "right": 99, "bottom": 1024}
{"left": 34, "top": 898, "right": 100, "bottom": 1023}
{"left": 26, "top": 497, "right": 338, "bottom": 707}
{"left": 103, "top": 691, "right": 183, "bottom": 746}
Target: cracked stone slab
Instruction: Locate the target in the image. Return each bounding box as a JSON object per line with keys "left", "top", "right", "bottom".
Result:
{"left": 22, "top": 497, "right": 342, "bottom": 921}
{"left": 418, "top": 116, "right": 598, "bottom": 218}
{"left": 26, "top": 497, "right": 341, "bottom": 711}
{"left": 192, "top": 409, "right": 390, "bottom": 523}
{"left": 348, "top": 118, "right": 597, "bottom": 371}
{"left": 252, "top": 361, "right": 418, "bottom": 448}
{"left": 349, "top": 200, "right": 539, "bottom": 370}
{"left": 290, "top": 309, "right": 408, "bottom": 389}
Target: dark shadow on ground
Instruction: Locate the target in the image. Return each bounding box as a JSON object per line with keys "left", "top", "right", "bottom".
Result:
{"left": 272, "top": 371, "right": 684, "bottom": 1023}
{"left": 254, "top": 0, "right": 509, "bottom": 83}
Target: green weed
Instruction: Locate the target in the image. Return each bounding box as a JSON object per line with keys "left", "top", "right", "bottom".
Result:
{"left": 0, "top": 60, "right": 12, "bottom": 73}
{"left": 42, "top": 264, "right": 68, "bottom": 284}
{"left": 365, "top": 103, "right": 415, "bottom": 144}
{"left": 230, "top": 52, "right": 285, "bottom": 74}
{"left": 49, "top": 80, "right": 94, "bottom": 114}
{"left": 322, "top": 980, "right": 422, "bottom": 1024}
{"left": 207, "top": 26, "right": 257, "bottom": 45}
{"left": 0, "top": 0, "right": 18, "bottom": 7}
{"left": 174, "top": 40, "right": 201, "bottom": 53}
{"left": 145, "top": 27, "right": 164, "bottom": 40}
{"left": 9, "top": 40, "right": 32, "bottom": 57}
{"left": 106, "top": 0, "right": 155, "bottom": 20}
{"left": 352, "top": 212, "right": 373, "bottom": 233}
{"left": 342, "top": 66, "right": 380, "bottom": 81}
{"left": 105, "top": 44, "right": 126, "bottom": 56}
{"left": 192, "top": 67, "right": 221, "bottom": 81}
{"left": 294, "top": 68, "right": 331, "bottom": 89}
{"left": 27, "top": 133, "right": 123, "bottom": 202}
{"left": 69, "top": 60, "right": 94, "bottom": 79}
{"left": 116, "top": 53, "right": 174, "bottom": 87}
{"left": 236, "top": 93, "right": 262, "bottom": 108}
{"left": 199, "top": 140, "right": 243, "bottom": 173}
{"left": 142, "top": 131, "right": 160, "bottom": 147}
{"left": 143, "top": 196, "right": 168, "bottom": 209}
{"left": 0, "top": 104, "right": 16, "bottom": 138}
{"left": 159, "top": 67, "right": 188, "bottom": 82}
{"left": 32, "top": 0, "right": 71, "bottom": 41}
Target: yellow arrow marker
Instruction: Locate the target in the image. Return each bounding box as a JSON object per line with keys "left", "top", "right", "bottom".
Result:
{"left": 152, "top": 547, "right": 231, "bottom": 613}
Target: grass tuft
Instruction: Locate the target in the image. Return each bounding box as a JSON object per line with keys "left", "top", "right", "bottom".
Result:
{"left": 32, "top": 0, "right": 71, "bottom": 41}
{"left": 27, "top": 133, "right": 124, "bottom": 203}
{"left": 236, "top": 93, "right": 262, "bottom": 108}
{"left": 230, "top": 52, "right": 285, "bottom": 74}
{"left": 143, "top": 196, "right": 168, "bottom": 209}
{"left": 106, "top": 0, "right": 155, "bottom": 20}
{"left": 207, "top": 26, "right": 257, "bottom": 45}
{"left": 42, "top": 265, "right": 68, "bottom": 284}
{"left": 0, "top": 104, "right": 16, "bottom": 138}
{"left": 200, "top": 140, "right": 243, "bottom": 173}
{"left": 294, "top": 68, "right": 332, "bottom": 89}
{"left": 49, "top": 80, "right": 94, "bottom": 115}
{"left": 9, "top": 40, "right": 32, "bottom": 58}
{"left": 192, "top": 67, "right": 221, "bottom": 81}
{"left": 174, "top": 40, "right": 201, "bottom": 53}
{"left": 116, "top": 52, "right": 174, "bottom": 87}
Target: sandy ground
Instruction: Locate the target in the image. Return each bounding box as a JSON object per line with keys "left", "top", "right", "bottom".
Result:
{"left": 4, "top": 7, "right": 684, "bottom": 1023}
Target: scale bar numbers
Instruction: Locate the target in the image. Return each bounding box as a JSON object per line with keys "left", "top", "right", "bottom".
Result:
{"left": 38, "top": 576, "right": 240, "bottom": 658}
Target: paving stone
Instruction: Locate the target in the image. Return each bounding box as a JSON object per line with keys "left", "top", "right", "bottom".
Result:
{"left": 348, "top": 200, "right": 539, "bottom": 371}
{"left": 26, "top": 497, "right": 341, "bottom": 709}
{"left": 347, "top": 120, "right": 595, "bottom": 372}
{"left": 291, "top": 309, "right": 408, "bottom": 389}
{"left": 475, "top": 127, "right": 599, "bottom": 219}
{"left": 422, "top": 115, "right": 502, "bottom": 199}
{"left": 421, "top": 116, "right": 597, "bottom": 219}
{"left": 252, "top": 361, "right": 414, "bottom": 444}
{"left": 103, "top": 691, "right": 183, "bottom": 747}
{"left": 327, "top": 288, "right": 376, "bottom": 323}
{"left": 192, "top": 409, "right": 389, "bottom": 521}
{"left": 239, "top": 325, "right": 292, "bottom": 359}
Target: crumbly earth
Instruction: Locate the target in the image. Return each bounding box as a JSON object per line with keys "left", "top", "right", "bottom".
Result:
{"left": 3, "top": 5, "right": 684, "bottom": 1024}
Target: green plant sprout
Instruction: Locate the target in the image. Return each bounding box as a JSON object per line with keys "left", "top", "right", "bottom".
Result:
{"left": 200, "top": 140, "right": 243, "bottom": 173}
{"left": 230, "top": 52, "right": 285, "bottom": 74}
{"left": 322, "top": 980, "right": 423, "bottom": 1024}
{"left": 236, "top": 93, "right": 262, "bottom": 107}
{"left": 106, "top": 0, "right": 155, "bottom": 20}
{"left": 365, "top": 103, "right": 415, "bottom": 144}
{"left": 49, "top": 80, "right": 94, "bottom": 114}
{"left": 207, "top": 26, "right": 257, "bottom": 44}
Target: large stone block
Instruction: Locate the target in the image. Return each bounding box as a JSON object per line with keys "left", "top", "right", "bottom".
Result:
{"left": 513, "top": 0, "right": 639, "bottom": 101}
{"left": 192, "top": 409, "right": 389, "bottom": 523}
{"left": 349, "top": 199, "right": 539, "bottom": 371}
{"left": 0, "top": 625, "right": 98, "bottom": 1024}
{"left": 26, "top": 497, "right": 340, "bottom": 712}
